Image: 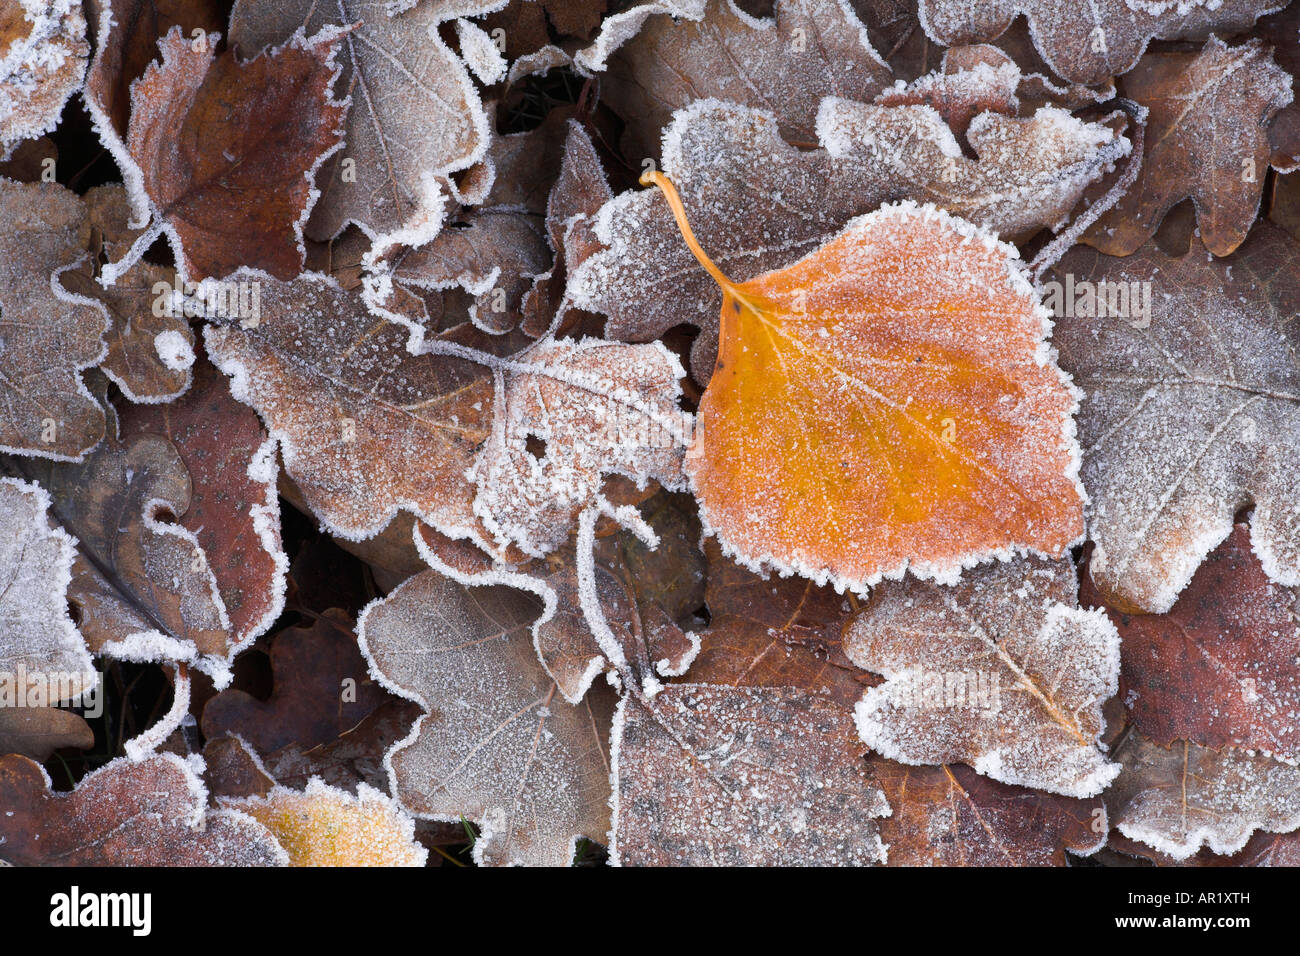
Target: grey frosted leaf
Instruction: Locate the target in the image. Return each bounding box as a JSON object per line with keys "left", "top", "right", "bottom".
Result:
{"left": 358, "top": 569, "right": 614, "bottom": 867}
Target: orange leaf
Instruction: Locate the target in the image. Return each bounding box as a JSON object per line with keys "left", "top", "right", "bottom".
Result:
{"left": 642, "top": 172, "right": 1084, "bottom": 590}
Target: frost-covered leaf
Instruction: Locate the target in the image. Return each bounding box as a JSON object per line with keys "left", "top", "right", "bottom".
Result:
{"left": 471, "top": 337, "right": 688, "bottom": 557}
{"left": 358, "top": 569, "right": 614, "bottom": 867}
{"left": 221, "top": 779, "right": 427, "bottom": 866}
{"left": 0, "top": 179, "right": 107, "bottom": 459}
{"left": 530, "top": 493, "right": 704, "bottom": 702}
{"left": 0, "top": 477, "right": 93, "bottom": 697}
{"left": 1052, "top": 225, "right": 1300, "bottom": 613}
{"left": 204, "top": 271, "right": 496, "bottom": 544}
{"left": 202, "top": 609, "right": 391, "bottom": 753}
{"left": 599, "top": 0, "right": 892, "bottom": 162}
{"left": 125, "top": 24, "right": 346, "bottom": 281}
{"left": 1085, "top": 525, "right": 1300, "bottom": 762}
{"left": 645, "top": 178, "right": 1084, "bottom": 590}
{"left": 610, "top": 684, "right": 889, "bottom": 866}
{"left": 816, "top": 96, "right": 1128, "bottom": 241}
{"left": 846, "top": 556, "right": 1121, "bottom": 797}
{"left": 228, "top": 0, "right": 494, "bottom": 250}
{"left": 1106, "top": 731, "right": 1300, "bottom": 861}
{"left": 916, "top": 0, "right": 1284, "bottom": 84}
{"left": 58, "top": 184, "right": 194, "bottom": 402}
{"left": 569, "top": 97, "right": 1122, "bottom": 380}
{"left": 118, "top": 353, "right": 287, "bottom": 650}
{"left": 574, "top": 0, "right": 707, "bottom": 73}
{"left": 0, "top": 751, "right": 287, "bottom": 865}
{"left": 0, "top": 0, "right": 88, "bottom": 158}
{"left": 1084, "top": 37, "right": 1293, "bottom": 258}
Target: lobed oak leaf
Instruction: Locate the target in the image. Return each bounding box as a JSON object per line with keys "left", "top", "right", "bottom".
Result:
{"left": 610, "top": 684, "right": 890, "bottom": 866}
{"left": 816, "top": 95, "right": 1129, "bottom": 241}
{"left": 687, "top": 543, "right": 1106, "bottom": 865}
{"left": 1083, "top": 36, "right": 1293, "bottom": 258}
{"left": 916, "top": 0, "right": 1284, "bottom": 85}
{"left": 220, "top": 779, "right": 427, "bottom": 866}
{"left": 642, "top": 173, "right": 1084, "bottom": 589}
{"left": 202, "top": 609, "right": 391, "bottom": 754}
{"left": 845, "top": 556, "right": 1121, "bottom": 797}
{"left": 0, "top": 0, "right": 89, "bottom": 158}
{"left": 228, "top": 0, "right": 495, "bottom": 251}
{"left": 470, "top": 337, "right": 689, "bottom": 557}
{"left": 203, "top": 271, "right": 495, "bottom": 545}
{"left": 0, "top": 179, "right": 107, "bottom": 460}
{"left": 358, "top": 569, "right": 615, "bottom": 867}
{"left": 0, "top": 477, "right": 94, "bottom": 699}
{"left": 0, "top": 751, "right": 287, "bottom": 865}
{"left": 58, "top": 184, "right": 194, "bottom": 402}
{"left": 569, "top": 97, "right": 1122, "bottom": 381}
{"left": 1052, "top": 226, "right": 1300, "bottom": 613}
{"left": 1083, "top": 526, "right": 1300, "bottom": 762}
{"left": 872, "top": 761, "right": 1107, "bottom": 866}
{"left": 118, "top": 353, "right": 287, "bottom": 650}
{"left": 124, "top": 24, "right": 347, "bottom": 281}
{"left": 597, "top": 0, "right": 893, "bottom": 163}
{"left": 1106, "top": 731, "right": 1300, "bottom": 861}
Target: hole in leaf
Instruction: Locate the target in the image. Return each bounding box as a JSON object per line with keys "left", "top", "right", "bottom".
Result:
{"left": 525, "top": 434, "right": 548, "bottom": 459}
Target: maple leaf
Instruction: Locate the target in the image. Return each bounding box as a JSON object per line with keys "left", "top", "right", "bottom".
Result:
{"left": 1106, "top": 731, "right": 1300, "bottom": 861}
{"left": 641, "top": 173, "right": 1084, "bottom": 589}
{"left": 469, "top": 337, "right": 689, "bottom": 557}
{"left": 203, "top": 271, "right": 496, "bottom": 545}
{"left": 1084, "top": 525, "right": 1300, "bottom": 762}
{"left": 202, "top": 609, "right": 392, "bottom": 753}
{"left": 845, "top": 556, "right": 1121, "bottom": 797}
{"left": 0, "top": 0, "right": 88, "bottom": 158}
{"left": 120, "top": 24, "right": 347, "bottom": 282}
{"left": 358, "top": 569, "right": 614, "bottom": 867}
{"left": 1083, "top": 36, "right": 1293, "bottom": 258}
{"left": 1052, "top": 225, "right": 1300, "bottom": 613}
{"left": 597, "top": 0, "right": 893, "bottom": 163}
{"left": 916, "top": 0, "right": 1284, "bottom": 84}
{"left": 58, "top": 184, "right": 195, "bottom": 402}
{"left": 569, "top": 97, "right": 1123, "bottom": 380}
{"left": 610, "top": 684, "right": 890, "bottom": 866}
{"left": 221, "top": 779, "right": 428, "bottom": 866}
{"left": 0, "top": 752, "right": 287, "bottom": 865}
{"left": 228, "top": 0, "right": 495, "bottom": 251}
{"left": 0, "top": 477, "right": 93, "bottom": 698}
{"left": 0, "top": 179, "right": 107, "bottom": 460}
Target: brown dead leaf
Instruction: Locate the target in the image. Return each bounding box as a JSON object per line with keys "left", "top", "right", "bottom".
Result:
{"left": 0, "top": 0, "right": 88, "bottom": 158}
{"left": 0, "top": 751, "right": 287, "bottom": 865}
{"left": 126, "top": 24, "right": 347, "bottom": 280}
{"left": 1084, "top": 37, "right": 1292, "bottom": 258}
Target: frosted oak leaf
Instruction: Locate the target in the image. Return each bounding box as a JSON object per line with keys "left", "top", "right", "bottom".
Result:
{"left": 845, "top": 556, "right": 1121, "bottom": 797}
{"left": 641, "top": 172, "right": 1084, "bottom": 591}
{"left": 1083, "top": 36, "right": 1293, "bottom": 258}
{"left": 0, "top": 179, "right": 107, "bottom": 460}
{"left": 358, "top": 570, "right": 615, "bottom": 867}
{"left": 916, "top": 0, "right": 1285, "bottom": 84}
{"left": 1052, "top": 226, "right": 1300, "bottom": 613}
{"left": 470, "top": 337, "right": 689, "bottom": 558}
{"left": 0, "top": 0, "right": 89, "bottom": 158}
{"left": 0, "top": 477, "right": 94, "bottom": 700}
{"left": 0, "top": 752, "right": 287, "bottom": 865}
